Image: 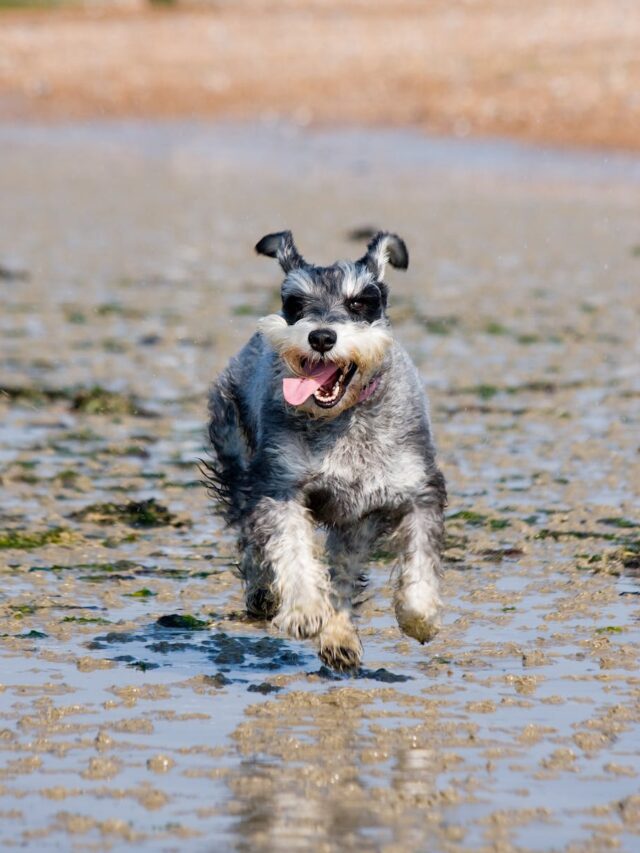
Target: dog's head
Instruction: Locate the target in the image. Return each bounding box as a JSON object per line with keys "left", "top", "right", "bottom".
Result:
{"left": 255, "top": 230, "right": 408, "bottom": 418}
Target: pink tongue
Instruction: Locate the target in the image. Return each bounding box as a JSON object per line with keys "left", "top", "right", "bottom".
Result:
{"left": 282, "top": 363, "right": 339, "bottom": 406}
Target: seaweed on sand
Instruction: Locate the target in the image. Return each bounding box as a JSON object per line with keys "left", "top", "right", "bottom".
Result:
{"left": 70, "top": 498, "right": 187, "bottom": 529}
{"left": 0, "top": 527, "right": 73, "bottom": 550}
{"left": 0, "top": 384, "right": 152, "bottom": 416}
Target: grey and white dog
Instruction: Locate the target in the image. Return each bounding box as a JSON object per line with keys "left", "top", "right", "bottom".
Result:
{"left": 207, "top": 230, "right": 446, "bottom": 669}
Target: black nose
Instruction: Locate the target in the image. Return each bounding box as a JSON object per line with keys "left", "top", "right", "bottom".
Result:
{"left": 308, "top": 328, "right": 337, "bottom": 353}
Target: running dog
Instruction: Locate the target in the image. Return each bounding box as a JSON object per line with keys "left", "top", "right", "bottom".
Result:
{"left": 206, "top": 231, "right": 446, "bottom": 669}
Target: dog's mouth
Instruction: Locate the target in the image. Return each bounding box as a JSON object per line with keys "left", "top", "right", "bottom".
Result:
{"left": 282, "top": 360, "right": 357, "bottom": 409}
{"left": 312, "top": 362, "right": 358, "bottom": 408}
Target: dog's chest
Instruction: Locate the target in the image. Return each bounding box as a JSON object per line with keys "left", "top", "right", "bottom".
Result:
{"left": 301, "top": 419, "right": 424, "bottom": 521}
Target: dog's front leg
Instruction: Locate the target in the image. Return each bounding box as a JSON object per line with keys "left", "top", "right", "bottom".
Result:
{"left": 243, "top": 497, "right": 332, "bottom": 639}
{"left": 320, "top": 521, "right": 379, "bottom": 670}
{"left": 391, "top": 499, "right": 444, "bottom": 644}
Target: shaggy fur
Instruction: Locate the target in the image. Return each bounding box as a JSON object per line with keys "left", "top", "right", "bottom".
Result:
{"left": 206, "top": 230, "right": 446, "bottom": 669}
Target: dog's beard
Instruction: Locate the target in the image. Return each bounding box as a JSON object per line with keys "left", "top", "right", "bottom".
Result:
{"left": 257, "top": 314, "right": 392, "bottom": 416}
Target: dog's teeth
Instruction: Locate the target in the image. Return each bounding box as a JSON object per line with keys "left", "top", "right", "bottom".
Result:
{"left": 312, "top": 365, "right": 355, "bottom": 406}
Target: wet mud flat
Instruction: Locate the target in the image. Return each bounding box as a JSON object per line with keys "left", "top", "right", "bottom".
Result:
{"left": 0, "top": 123, "right": 639, "bottom": 852}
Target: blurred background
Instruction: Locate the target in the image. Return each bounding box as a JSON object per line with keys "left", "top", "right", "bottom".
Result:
{"left": 1, "top": 0, "right": 639, "bottom": 150}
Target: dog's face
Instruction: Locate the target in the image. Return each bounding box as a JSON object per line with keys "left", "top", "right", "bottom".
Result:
{"left": 256, "top": 231, "right": 408, "bottom": 418}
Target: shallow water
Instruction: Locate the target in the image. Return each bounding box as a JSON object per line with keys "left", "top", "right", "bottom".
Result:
{"left": 1, "top": 122, "right": 639, "bottom": 852}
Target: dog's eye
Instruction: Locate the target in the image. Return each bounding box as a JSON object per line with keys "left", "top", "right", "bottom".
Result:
{"left": 346, "top": 291, "right": 380, "bottom": 317}
{"left": 283, "top": 295, "right": 305, "bottom": 324}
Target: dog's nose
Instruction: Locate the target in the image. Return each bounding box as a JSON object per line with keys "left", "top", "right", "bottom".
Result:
{"left": 308, "top": 328, "right": 337, "bottom": 353}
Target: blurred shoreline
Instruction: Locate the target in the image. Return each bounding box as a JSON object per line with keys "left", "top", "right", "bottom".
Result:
{"left": 3, "top": 120, "right": 640, "bottom": 190}
{"left": 1, "top": 1, "right": 638, "bottom": 152}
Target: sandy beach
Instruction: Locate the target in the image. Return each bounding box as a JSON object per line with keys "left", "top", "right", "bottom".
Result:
{"left": 1, "top": 0, "right": 639, "bottom": 150}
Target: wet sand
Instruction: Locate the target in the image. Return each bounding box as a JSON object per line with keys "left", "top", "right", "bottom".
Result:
{"left": 1, "top": 0, "right": 639, "bottom": 151}
{"left": 1, "top": 122, "right": 640, "bottom": 851}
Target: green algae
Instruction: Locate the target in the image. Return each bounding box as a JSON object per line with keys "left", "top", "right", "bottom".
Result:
{"left": 232, "top": 304, "right": 258, "bottom": 317}
{"left": 484, "top": 321, "right": 510, "bottom": 335}
{"left": 598, "top": 517, "right": 638, "bottom": 529}
{"left": 95, "top": 301, "right": 143, "bottom": 319}
{"left": 0, "top": 383, "right": 150, "bottom": 416}
{"left": 70, "top": 386, "right": 145, "bottom": 415}
{"left": 0, "top": 527, "right": 72, "bottom": 550}
{"left": 535, "top": 529, "right": 618, "bottom": 542}
{"left": 125, "top": 588, "right": 157, "bottom": 598}
{"left": 448, "top": 510, "right": 511, "bottom": 530}
{"left": 70, "top": 498, "right": 183, "bottom": 528}
{"left": 422, "top": 315, "right": 459, "bottom": 335}
{"left": 448, "top": 510, "right": 488, "bottom": 525}
{"left": 451, "top": 379, "right": 586, "bottom": 399}
{"left": 61, "top": 616, "right": 112, "bottom": 625}
{"left": 30, "top": 559, "right": 142, "bottom": 574}
{"left": 9, "top": 603, "right": 39, "bottom": 616}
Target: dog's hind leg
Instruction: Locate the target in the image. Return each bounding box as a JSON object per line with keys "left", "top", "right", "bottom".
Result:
{"left": 207, "top": 375, "right": 250, "bottom": 524}
{"left": 390, "top": 483, "right": 445, "bottom": 644}
{"left": 208, "top": 377, "right": 275, "bottom": 614}
{"left": 237, "top": 532, "right": 279, "bottom": 620}
{"left": 243, "top": 498, "right": 332, "bottom": 638}
{"left": 320, "top": 520, "right": 379, "bottom": 669}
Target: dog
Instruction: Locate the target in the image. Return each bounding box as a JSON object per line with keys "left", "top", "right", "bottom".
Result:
{"left": 206, "top": 230, "right": 446, "bottom": 669}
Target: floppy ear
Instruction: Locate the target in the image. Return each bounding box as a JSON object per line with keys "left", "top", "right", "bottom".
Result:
{"left": 358, "top": 231, "right": 408, "bottom": 280}
{"left": 255, "top": 231, "right": 306, "bottom": 274}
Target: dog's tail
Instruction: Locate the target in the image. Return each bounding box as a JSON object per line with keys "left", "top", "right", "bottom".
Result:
{"left": 202, "top": 373, "right": 251, "bottom": 525}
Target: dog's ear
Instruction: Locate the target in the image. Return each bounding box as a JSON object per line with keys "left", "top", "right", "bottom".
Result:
{"left": 358, "top": 231, "right": 408, "bottom": 280}
{"left": 255, "top": 231, "right": 306, "bottom": 274}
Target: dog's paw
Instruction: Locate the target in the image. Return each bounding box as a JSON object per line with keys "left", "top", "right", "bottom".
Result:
{"left": 273, "top": 598, "right": 332, "bottom": 639}
{"left": 395, "top": 592, "right": 442, "bottom": 644}
{"left": 246, "top": 587, "right": 278, "bottom": 620}
{"left": 318, "top": 612, "right": 363, "bottom": 671}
